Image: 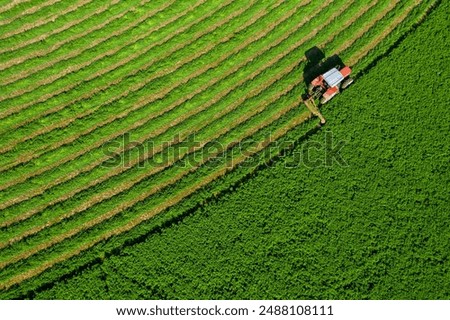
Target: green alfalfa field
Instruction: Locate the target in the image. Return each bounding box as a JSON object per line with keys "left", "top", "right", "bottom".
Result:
{"left": 0, "top": 0, "right": 448, "bottom": 299}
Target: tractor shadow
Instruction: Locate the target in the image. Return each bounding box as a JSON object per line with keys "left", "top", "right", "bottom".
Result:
{"left": 303, "top": 46, "right": 345, "bottom": 88}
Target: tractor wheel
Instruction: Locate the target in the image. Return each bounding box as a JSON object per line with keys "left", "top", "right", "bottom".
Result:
{"left": 320, "top": 96, "right": 329, "bottom": 104}
{"left": 341, "top": 78, "right": 354, "bottom": 89}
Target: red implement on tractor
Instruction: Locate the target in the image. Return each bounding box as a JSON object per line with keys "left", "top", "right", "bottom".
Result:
{"left": 308, "top": 65, "right": 353, "bottom": 104}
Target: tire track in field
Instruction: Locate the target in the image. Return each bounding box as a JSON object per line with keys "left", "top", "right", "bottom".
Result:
{"left": 0, "top": 0, "right": 59, "bottom": 26}
{"left": 0, "top": 0, "right": 270, "bottom": 168}
{"left": 0, "top": 0, "right": 373, "bottom": 262}
{"left": 0, "top": 0, "right": 319, "bottom": 211}
{"left": 0, "top": 0, "right": 92, "bottom": 39}
{"left": 0, "top": 0, "right": 122, "bottom": 54}
{"left": 0, "top": 0, "right": 427, "bottom": 290}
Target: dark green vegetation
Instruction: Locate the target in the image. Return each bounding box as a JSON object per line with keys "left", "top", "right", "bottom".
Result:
{"left": 2, "top": 0, "right": 441, "bottom": 296}
{"left": 29, "top": 2, "right": 449, "bottom": 299}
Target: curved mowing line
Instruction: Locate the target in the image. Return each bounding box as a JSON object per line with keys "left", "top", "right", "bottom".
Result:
{"left": 0, "top": 0, "right": 333, "bottom": 234}
{"left": 0, "top": 0, "right": 268, "bottom": 165}
{"left": 0, "top": 71, "right": 306, "bottom": 272}
{"left": 0, "top": 0, "right": 420, "bottom": 286}
{"left": 0, "top": 0, "right": 346, "bottom": 242}
{"left": 0, "top": 0, "right": 93, "bottom": 40}
{"left": 0, "top": 0, "right": 390, "bottom": 230}
{"left": 0, "top": 0, "right": 32, "bottom": 15}
{"left": 0, "top": 0, "right": 373, "bottom": 221}
{"left": 1, "top": 70, "right": 303, "bottom": 250}
{"left": 0, "top": 0, "right": 211, "bottom": 120}
{"left": 0, "top": 0, "right": 311, "bottom": 205}
{"left": 0, "top": 0, "right": 376, "bottom": 261}
{"left": 0, "top": 0, "right": 171, "bottom": 75}
{"left": 0, "top": 0, "right": 60, "bottom": 26}
{"left": 0, "top": 0, "right": 123, "bottom": 54}
{"left": 0, "top": 104, "right": 313, "bottom": 290}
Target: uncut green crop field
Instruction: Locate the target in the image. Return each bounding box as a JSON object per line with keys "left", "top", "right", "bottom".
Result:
{"left": 0, "top": 0, "right": 443, "bottom": 298}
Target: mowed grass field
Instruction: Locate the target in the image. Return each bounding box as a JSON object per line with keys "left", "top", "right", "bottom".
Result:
{"left": 0, "top": 0, "right": 445, "bottom": 298}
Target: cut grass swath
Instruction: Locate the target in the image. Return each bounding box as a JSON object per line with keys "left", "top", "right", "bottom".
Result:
{"left": 0, "top": 0, "right": 280, "bottom": 170}
{"left": 0, "top": 0, "right": 92, "bottom": 39}
{"left": 0, "top": 0, "right": 401, "bottom": 269}
{"left": 0, "top": 0, "right": 329, "bottom": 209}
{"left": 0, "top": 0, "right": 122, "bottom": 54}
{"left": 0, "top": 0, "right": 384, "bottom": 228}
{"left": 0, "top": 0, "right": 60, "bottom": 27}
{"left": 0, "top": 0, "right": 432, "bottom": 291}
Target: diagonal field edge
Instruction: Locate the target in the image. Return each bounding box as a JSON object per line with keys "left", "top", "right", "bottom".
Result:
{"left": 0, "top": 0, "right": 427, "bottom": 289}
{"left": 0, "top": 0, "right": 381, "bottom": 227}
{"left": 0, "top": 0, "right": 402, "bottom": 270}
{"left": 0, "top": 0, "right": 326, "bottom": 214}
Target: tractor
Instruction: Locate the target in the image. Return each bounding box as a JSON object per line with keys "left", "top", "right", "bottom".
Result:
{"left": 307, "top": 65, "right": 354, "bottom": 104}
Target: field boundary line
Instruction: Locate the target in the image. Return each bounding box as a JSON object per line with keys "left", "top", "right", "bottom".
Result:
{"left": 0, "top": 74, "right": 307, "bottom": 271}
{"left": 0, "top": 0, "right": 370, "bottom": 261}
{"left": 0, "top": 103, "right": 313, "bottom": 290}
